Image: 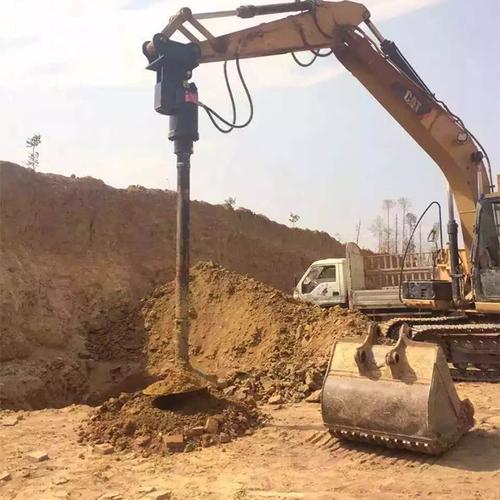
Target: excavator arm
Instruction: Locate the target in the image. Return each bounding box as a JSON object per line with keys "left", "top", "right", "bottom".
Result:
{"left": 143, "top": 0, "right": 491, "bottom": 261}
{"left": 145, "top": 1, "right": 369, "bottom": 62}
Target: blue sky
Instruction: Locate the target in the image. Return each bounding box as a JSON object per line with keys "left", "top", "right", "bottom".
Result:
{"left": 1, "top": 0, "right": 499, "bottom": 250}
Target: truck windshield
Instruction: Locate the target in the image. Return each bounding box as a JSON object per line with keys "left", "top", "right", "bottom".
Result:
{"left": 301, "top": 265, "right": 337, "bottom": 294}
{"left": 301, "top": 267, "right": 322, "bottom": 294}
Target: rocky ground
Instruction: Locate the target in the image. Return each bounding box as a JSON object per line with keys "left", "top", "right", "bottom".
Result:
{"left": 0, "top": 383, "right": 498, "bottom": 499}
{"left": 80, "top": 389, "right": 263, "bottom": 455}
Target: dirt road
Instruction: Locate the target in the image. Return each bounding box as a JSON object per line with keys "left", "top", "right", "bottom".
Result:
{"left": 0, "top": 383, "right": 498, "bottom": 500}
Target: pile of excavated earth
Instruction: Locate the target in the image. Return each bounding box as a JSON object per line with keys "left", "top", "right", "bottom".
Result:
{"left": 1, "top": 162, "right": 349, "bottom": 413}
{"left": 80, "top": 389, "right": 262, "bottom": 455}
{"left": 78, "top": 261, "right": 369, "bottom": 454}
{"left": 88, "top": 261, "right": 369, "bottom": 404}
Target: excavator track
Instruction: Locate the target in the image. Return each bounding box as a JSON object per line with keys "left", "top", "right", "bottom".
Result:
{"left": 380, "top": 315, "right": 467, "bottom": 338}
{"left": 411, "top": 323, "right": 500, "bottom": 382}
{"left": 449, "top": 367, "right": 500, "bottom": 382}
{"left": 382, "top": 319, "right": 500, "bottom": 382}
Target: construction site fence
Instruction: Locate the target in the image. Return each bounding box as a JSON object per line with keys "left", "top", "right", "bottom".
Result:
{"left": 364, "top": 252, "right": 434, "bottom": 289}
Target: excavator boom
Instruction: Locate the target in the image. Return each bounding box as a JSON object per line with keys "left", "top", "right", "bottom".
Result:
{"left": 145, "top": 1, "right": 369, "bottom": 62}
{"left": 144, "top": 0, "right": 491, "bottom": 262}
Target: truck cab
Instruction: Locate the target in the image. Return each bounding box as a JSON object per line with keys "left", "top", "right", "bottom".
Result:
{"left": 293, "top": 258, "right": 348, "bottom": 306}
{"left": 293, "top": 243, "right": 435, "bottom": 312}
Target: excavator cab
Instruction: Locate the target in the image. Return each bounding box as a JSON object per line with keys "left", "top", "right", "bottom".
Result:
{"left": 472, "top": 195, "right": 500, "bottom": 306}
{"left": 321, "top": 324, "right": 474, "bottom": 454}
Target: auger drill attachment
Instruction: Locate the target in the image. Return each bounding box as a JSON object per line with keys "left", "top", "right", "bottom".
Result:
{"left": 141, "top": 33, "right": 218, "bottom": 399}
{"left": 321, "top": 323, "right": 474, "bottom": 455}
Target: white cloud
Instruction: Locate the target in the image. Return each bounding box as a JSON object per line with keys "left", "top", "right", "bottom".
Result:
{"left": 0, "top": 0, "right": 445, "bottom": 93}
{"left": 366, "top": 0, "right": 445, "bottom": 20}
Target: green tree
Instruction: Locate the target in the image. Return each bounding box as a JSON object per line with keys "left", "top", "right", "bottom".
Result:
{"left": 223, "top": 197, "right": 236, "bottom": 210}
{"left": 26, "top": 134, "right": 42, "bottom": 171}
{"left": 289, "top": 212, "right": 300, "bottom": 227}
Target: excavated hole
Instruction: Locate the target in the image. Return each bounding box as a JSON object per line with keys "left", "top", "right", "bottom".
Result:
{"left": 152, "top": 388, "right": 229, "bottom": 415}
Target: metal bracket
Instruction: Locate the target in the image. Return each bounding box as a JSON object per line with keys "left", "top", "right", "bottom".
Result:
{"left": 144, "top": 7, "right": 221, "bottom": 58}
{"left": 355, "top": 322, "right": 380, "bottom": 371}
{"left": 143, "top": 2, "right": 316, "bottom": 58}
{"left": 385, "top": 323, "right": 418, "bottom": 382}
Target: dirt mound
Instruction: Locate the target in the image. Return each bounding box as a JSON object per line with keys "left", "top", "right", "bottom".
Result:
{"left": 80, "top": 389, "right": 261, "bottom": 455}
{"left": 87, "top": 261, "right": 369, "bottom": 404}
{"left": 79, "top": 260, "right": 368, "bottom": 455}
{"left": 0, "top": 161, "right": 345, "bottom": 409}
{"left": 141, "top": 262, "right": 367, "bottom": 374}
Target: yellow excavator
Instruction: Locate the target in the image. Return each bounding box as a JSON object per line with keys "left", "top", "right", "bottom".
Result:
{"left": 143, "top": 1, "right": 499, "bottom": 454}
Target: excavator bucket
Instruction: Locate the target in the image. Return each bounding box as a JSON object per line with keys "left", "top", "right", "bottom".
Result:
{"left": 321, "top": 324, "right": 474, "bottom": 455}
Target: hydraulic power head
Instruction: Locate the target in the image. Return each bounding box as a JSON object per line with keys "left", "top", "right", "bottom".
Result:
{"left": 143, "top": 36, "right": 200, "bottom": 115}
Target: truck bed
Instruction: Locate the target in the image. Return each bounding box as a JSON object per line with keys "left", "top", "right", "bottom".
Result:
{"left": 350, "top": 288, "right": 403, "bottom": 310}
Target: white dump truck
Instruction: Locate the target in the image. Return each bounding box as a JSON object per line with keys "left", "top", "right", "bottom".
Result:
{"left": 293, "top": 243, "right": 434, "bottom": 313}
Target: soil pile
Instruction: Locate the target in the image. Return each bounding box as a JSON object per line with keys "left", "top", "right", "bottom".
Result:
{"left": 144, "top": 262, "right": 367, "bottom": 372}
{"left": 80, "top": 388, "right": 262, "bottom": 455}
{"left": 88, "top": 261, "right": 369, "bottom": 404}
{"left": 79, "top": 262, "right": 368, "bottom": 455}
{"left": 0, "top": 162, "right": 344, "bottom": 410}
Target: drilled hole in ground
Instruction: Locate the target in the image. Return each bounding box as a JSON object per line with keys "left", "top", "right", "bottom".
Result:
{"left": 152, "top": 388, "right": 229, "bottom": 415}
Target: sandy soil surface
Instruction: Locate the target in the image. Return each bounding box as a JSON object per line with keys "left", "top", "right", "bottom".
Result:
{"left": 1, "top": 383, "right": 498, "bottom": 500}
{"left": 1, "top": 164, "right": 498, "bottom": 499}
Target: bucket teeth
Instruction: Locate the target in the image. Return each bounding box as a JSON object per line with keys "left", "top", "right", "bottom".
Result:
{"left": 328, "top": 428, "right": 440, "bottom": 455}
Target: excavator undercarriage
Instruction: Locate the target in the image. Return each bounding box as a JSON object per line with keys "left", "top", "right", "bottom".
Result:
{"left": 382, "top": 317, "right": 500, "bottom": 382}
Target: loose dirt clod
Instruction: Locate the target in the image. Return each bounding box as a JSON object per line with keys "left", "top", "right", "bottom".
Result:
{"left": 80, "top": 389, "right": 262, "bottom": 455}
{"left": 1, "top": 416, "right": 18, "bottom": 427}
{"left": 26, "top": 451, "right": 49, "bottom": 462}
{"left": 147, "top": 492, "right": 172, "bottom": 500}
{"left": 93, "top": 443, "right": 115, "bottom": 455}
{"left": 305, "top": 390, "right": 321, "bottom": 403}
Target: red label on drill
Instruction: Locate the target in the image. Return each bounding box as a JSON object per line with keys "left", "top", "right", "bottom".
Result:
{"left": 185, "top": 91, "right": 198, "bottom": 104}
